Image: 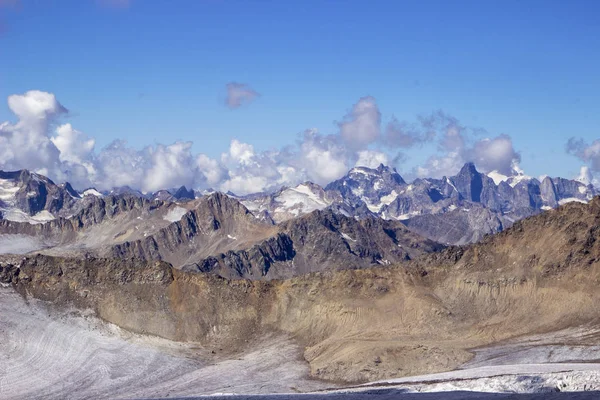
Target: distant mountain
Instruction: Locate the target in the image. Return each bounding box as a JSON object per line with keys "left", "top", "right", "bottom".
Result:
{"left": 0, "top": 165, "right": 596, "bottom": 250}
{"left": 0, "top": 170, "right": 79, "bottom": 223}
{"left": 238, "top": 162, "right": 596, "bottom": 245}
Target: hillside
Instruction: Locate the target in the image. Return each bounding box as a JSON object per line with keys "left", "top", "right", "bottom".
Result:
{"left": 4, "top": 197, "right": 600, "bottom": 388}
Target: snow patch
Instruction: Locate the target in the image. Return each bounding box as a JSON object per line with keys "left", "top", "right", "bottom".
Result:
{"left": 0, "top": 178, "right": 19, "bottom": 201}
{"left": 275, "top": 184, "right": 331, "bottom": 214}
{"left": 0, "top": 234, "right": 49, "bottom": 254}
{"left": 487, "top": 170, "right": 509, "bottom": 185}
{"left": 82, "top": 188, "right": 103, "bottom": 197}
{"left": 31, "top": 210, "right": 55, "bottom": 223}
{"left": 163, "top": 206, "right": 187, "bottom": 222}
{"left": 558, "top": 197, "right": 588, "bottom": 205}
{"left": 379, "top": 190, "right": 398, "bottom": 205}
{"left": 227, "top": 234, "right": 237, "bottom": 240}
{"left": 340, "top": 232, "right": 356, "bottom": 242}
{"left": 395, "top": 211, "right": 420, "bottom": 220}
{"left": 1, "top": 209, "right": 55, "bottom": 224}
{"left": 509, "top": 174, "right": 532, "bottom": 188}
{"left": 349, "top": 167, "right": 376, "bottom": 177}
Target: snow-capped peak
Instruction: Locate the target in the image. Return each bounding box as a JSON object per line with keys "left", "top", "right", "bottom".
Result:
{"left": 82, "top": 188, "right": 103, "bottom": 197}
{"left": 487, "top": 170, "right": 510, "bottom": 185}
{"left": 487, "top": 164, "right": 532, "bottom": 187}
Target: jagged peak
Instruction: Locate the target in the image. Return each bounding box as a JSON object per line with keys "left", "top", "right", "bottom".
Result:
{"left": 173, "top": 185, "right": 194, "bottom": 200}
{"left": 457, "top": 162, "right": 479, "bottom": 176}
{"left": 0, "top": 169, "right": 54, "bottom": 185}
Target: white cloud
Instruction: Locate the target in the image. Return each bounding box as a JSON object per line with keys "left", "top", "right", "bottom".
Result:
{"left": 225, "top": 82, "right": 259, "bottom": 109}
{"left": 567, "top": 138, "right": 600, "bottom": 172}
{"left": 51, "top": 123, "right": 95, "bottom": 165}
{"left": 355, "top": 150, "right": 389, "bottom": 169}
{"left": 576, "top": 165, "right": 593, "bottom": 186}
{"left": 196, "top": 154, "right": 226, "bottom": 187}
{"left": 0, "top": 90, "right": 526, "bottom": 196}
{"left": 415, "top": 113, "right": 520, "bottom": 178}
{"left": 0, "top": 91, "right": 65, "bottom": 178}
{"left": 338, "top": 96, "right": 381, "bottom": 150}
{"left": 142, "top": 142, "right": 197, "bottom": 192}
{"left": 469, "top": 134, "right": 520, "bottom": 176}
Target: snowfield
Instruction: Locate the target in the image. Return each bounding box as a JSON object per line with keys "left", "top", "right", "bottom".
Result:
{"left": 163, "top": 206, "right": 188, "bottom": 222}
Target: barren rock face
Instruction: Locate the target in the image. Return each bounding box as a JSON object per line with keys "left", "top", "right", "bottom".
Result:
{"left": 6, "top": 198, "right": 600, "bottom": 384}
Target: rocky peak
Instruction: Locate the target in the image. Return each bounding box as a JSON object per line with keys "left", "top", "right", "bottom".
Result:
{"left": 0, "top": 169, "right": 79, "bottom": 217}
{"left": 173, "top": 186, "right": 195, "bottom": 200}
{"left": 452, "top": 162, "right": 484, "bottom": 202}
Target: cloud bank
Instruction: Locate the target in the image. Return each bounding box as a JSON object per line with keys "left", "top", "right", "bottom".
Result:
{"left": 0, "top": 90, "right": 525, "bottom": 195}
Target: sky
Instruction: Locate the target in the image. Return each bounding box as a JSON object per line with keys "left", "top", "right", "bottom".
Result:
{"left": 0, "top": 0, "right": 599, "bottom": 193}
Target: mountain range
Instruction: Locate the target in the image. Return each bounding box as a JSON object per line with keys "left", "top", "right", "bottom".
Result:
{"left": 0, "top": 164, "right": 595, "bottom": 277}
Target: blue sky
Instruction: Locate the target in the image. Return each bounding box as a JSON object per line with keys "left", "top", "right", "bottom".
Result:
{"left": 0, "top": 0, "right": 599, "bottom": 191}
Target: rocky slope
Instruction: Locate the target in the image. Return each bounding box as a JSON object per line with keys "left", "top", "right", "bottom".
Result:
{"left": 181, "top": 208, "right": 442, "bottom": 279}
{"left": 5, "top": 197, "right": 600, "bottom": 384}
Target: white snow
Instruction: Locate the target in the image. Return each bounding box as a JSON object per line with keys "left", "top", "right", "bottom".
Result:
{"left": 0, "top": 234, "right": 49, "bottom": 254}
{"left": 227, "top": 234, "right": 237, "bottom": 240}
{"left": 379, "top": 190, "right": 398, "bottom": 205}
{"left": 508, "top": 174, "right": 532, "bottom": 187}
{"left": 487, "top": 170, "right": 510, "bottom": 185}
{"left": 275, "top": 184, "right": 331, "bottom": 214}
{"left": 448, "top": 205, "right": 457, "bottom": 211}
{"left": 351, "top": 187, "right": 364, "bottom": 197}
{"left": 578, "top": 185, "right": 587, "bottom": 194}
{"left": 163, "top": 206, "right": 188, "bottom": 222}
{"left": 576, "top": 165, "right": 593, "bottom": 185}
{"left": 395, "top": 211, "right": 420, "bottom": 220}
{"left": 31, "top": 210, "right": 55, "bottom": 222}
{"left": 0, "top": 209, "right": 55, "bottom": 224}
{"left": 363, "top": 199, "right": 382, "bottom": 213}
{"left": 349, "top": 167, "right": 376, "bottom": 177}
{"left": 340, "top": 232, "right": 355, "bottom": 242}
{"left": 0, "top": 178, "right": 19, "bottom": 201}
{"left": 558, "top": 197, "right": 588, "bottom": 205}
{"left": 444, "top": 178, "right": 457, "bottom": 192}
{"left": 364, "top": 364, "right": 600, "bottom": 395}
{"left": 541, "top": 205, "right": 552, "bottom": 210}
{"left": 82, "top": 188, "right": 103, "bottom": 197}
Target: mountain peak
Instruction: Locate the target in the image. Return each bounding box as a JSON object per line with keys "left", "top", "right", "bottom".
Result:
{"left": 453, "top": 162, "right": 483, "bottom": 202}
{"left": 458, "top": 162, "right": 478, "bottom": 175}
{"left": 173, "top": 185, "right": 194, "bottom": 200}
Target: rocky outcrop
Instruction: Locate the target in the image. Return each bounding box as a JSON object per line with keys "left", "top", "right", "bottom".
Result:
{"left": 182, "top": 208, "right": 443, "bottom": 279}
{"left": 8, "top": 198, "right": 600, "bottom": 383}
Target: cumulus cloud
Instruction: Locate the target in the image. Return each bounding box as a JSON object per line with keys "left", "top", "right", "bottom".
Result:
{"left": 576, "top": 165, "right": 593, "bottom": 186}
{"left": 0, "top": 89, "right": 525, "bottom": 196}
{"left": 355, "top": 150, "right": 389, "bottom": 169}
{"left": 566, "top": 137, "right": 600, "bottom": 172}
{"left": 338, "top": 96, "right": 381, "bottom": 150}
{"left": 415, "top": 111, "right": 520, "bottom": 178}
{"left": 0, "top": 90, "right": 65, "bottom": 179}
{"left": 225, "top": 82, "right": 259, "bottom": 109}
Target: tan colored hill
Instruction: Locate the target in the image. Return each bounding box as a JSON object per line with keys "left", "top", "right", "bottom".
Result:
{"left": 4, "top": 197, "right": 600, "bottom": 383}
